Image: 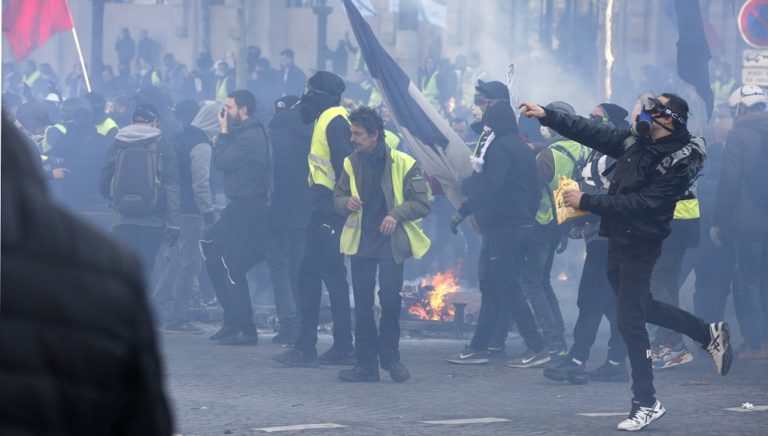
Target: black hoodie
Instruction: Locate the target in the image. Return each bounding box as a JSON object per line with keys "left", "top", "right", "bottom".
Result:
{"left": 459, "top": 103, "right": 539, "bottom": 231}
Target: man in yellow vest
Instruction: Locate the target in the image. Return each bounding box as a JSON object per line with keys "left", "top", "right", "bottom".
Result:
{"left": 273, "top": 71, "right": 355, "bottom": 368}
{"left": 334, "top": 107, "right": 430, "bottom": 382}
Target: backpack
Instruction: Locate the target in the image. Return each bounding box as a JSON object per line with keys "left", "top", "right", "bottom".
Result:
{"left": 110, "top": 138, "right": 162, "bottom": 217}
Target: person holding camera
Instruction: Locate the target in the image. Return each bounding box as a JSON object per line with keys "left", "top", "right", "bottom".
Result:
{"left": 520, "top": 94, "right": 731, "bottom": 432}
{"left": 201, "top": 90, "right": 271, "bottom": 346}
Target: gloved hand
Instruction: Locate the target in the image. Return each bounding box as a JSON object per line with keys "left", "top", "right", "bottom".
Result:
{"left": 449, "top": 212, "right": 466, "bottom": 235}
{"left": 555, "top": 234, "right": 569, "bottom": 254}
{"left": 165, "top": 226, "right": 181, "bottom": 246}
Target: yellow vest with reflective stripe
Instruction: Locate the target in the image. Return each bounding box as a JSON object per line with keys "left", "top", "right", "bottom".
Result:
{"left": 42, "top": 124, "right": 67, "bottom": 153}
{"left": 673, "top": 197, "right": 700, "bottom": 220}
{"left": 308, "top": 106, "right": 349, "bottom": 190}
{"left": 96, "top": 117, "right": 118, "bottom": 136}
{"left": 340, "top": 148, "right": 431, "bottom": 259}
{"left": 536, "top": 140, "right": 588, "bottom": 225}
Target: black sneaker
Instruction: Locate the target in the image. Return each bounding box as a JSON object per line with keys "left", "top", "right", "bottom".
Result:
{"left": 381, "top": 360, "right": 411, "bottom": 382}
{"left": 589, "top": 359, "right": 629, "bottom": 382}
{"left": 338, "top": 366, "right": 380, "bottom": 382}
{"left": 209, "top": 325, "right": 235, "bottom": 341}
{"left": 543, "top": 357, "right": 588, "bottom": 384}
{"left": 705, "top": 321, "right": 733, "bottom": 376}
{"left": 506, "top": 349, "right": 551, "bottom": 368}
{"left": 617, "top": 399, "right": 666, "bottom": 431}
{"left": 444, "top": 346, "right": 490, "bottom": 365}
{"left": 218, "top": 329, "right": 258, "bottom": 345}
{"left": 163, "top": 321, "right": 203, "bottom": 334}
{"left": 272, "top": 349, "right": 319, "bottom": 367}
{"left": 271, "top": 332, "right": 296, "bottom": 345}
{"left": 318, "top": 347, "right": 356, "bottom": 365}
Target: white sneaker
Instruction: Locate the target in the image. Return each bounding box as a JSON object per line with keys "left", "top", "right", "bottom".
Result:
{"left": 617, "top": 399, "right": 666, "bottom": 431}
{"left": 705, "top": 322, "right": 732, "bottom": 376}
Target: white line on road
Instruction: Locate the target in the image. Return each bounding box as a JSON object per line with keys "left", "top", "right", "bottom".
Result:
{"left": 252, "top": 423, "right": 347, "bottom": 433}
{"left": 724, "top": 405, "right": 768, "bottom": 413}
{"left": 420, "top": 417, "right": 511, "bottom": 425}
{"left": 578, "top": 412, "right": 628, "bottom": 417}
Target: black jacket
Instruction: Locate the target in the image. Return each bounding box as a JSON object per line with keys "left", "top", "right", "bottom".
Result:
{"left": 214, "top": 118, "right": 271, "bottom": 200}
{"left": 1, "top": 121, "right": 172, "bottom": 435}
{"left": 713, "top": 111, "right": 768, "bottom": 232}
{"left": 268, "top": 107, "right": 312, "bottom": 229}
{"left": 459, "top": 103, "right": 539, "bottom": 231}
{"left": 541, "top": 109, "right": 704, "bottom": 245}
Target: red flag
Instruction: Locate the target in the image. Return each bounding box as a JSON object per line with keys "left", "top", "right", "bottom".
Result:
{"left": 2, "top": 0, "right": 74, "bottom": 61}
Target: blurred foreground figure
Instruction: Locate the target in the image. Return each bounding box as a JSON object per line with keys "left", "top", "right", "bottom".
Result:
{"left": 0, "top": 116, "right": 172, "bottom": 435}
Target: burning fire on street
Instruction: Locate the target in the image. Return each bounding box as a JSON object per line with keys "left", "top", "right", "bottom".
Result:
{"left": 405, "top": 270, "right": 461, "bottom": 321}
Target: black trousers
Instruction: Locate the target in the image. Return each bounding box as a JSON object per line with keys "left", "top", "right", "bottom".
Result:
{"left": 206, "top": 257, "right": 256, "bottom": 332}
{"left": 350, "top": 256, "right": 404, "bottom": 370}
{"left": 111, "top": 224, "right": 164, "bottom": 287}
{"left": 607, "top": 241, "right": 710, "bottom": 403}
{"left": 650, "top": 245, "right": 688, "bottom": 347}
{"left": 470, "top": 225, "right": 546, "bottom": 353}
{"left": 293, "top": 212, "right": 353, "bottom": 354}
{"left": 570, "top": 240, "right": 626, "bottom": 363}
{"left": 521, "top": 224, "right": 566, "bottom": 349}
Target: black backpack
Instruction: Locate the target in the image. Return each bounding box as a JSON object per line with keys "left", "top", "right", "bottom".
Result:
{"left": 110, "top": 138, "right": 162, "bottom": 217}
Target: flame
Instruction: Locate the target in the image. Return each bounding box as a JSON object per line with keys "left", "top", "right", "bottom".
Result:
{"left": 409, "top": 271, "right": 461, "bottom": 321}
{"left": 558, "top": 272, "right": 569, "bottom": 282}
{"left": 604, "top": 0, "right": 615, "bottom": 100}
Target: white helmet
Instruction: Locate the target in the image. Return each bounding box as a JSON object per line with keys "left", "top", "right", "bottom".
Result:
{"left": 728, "top": 85, "right": 767, "bottom": 109}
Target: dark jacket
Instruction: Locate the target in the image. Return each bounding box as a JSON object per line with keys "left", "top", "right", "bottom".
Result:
{"left": 713, "top": 111, "right": 768, "bottom": 232}
{"left": 281, "top": 64, "right": 307, "bottom": 98}
{"left": 48, "top": 124, "right": 110, "bottom": 210}
{"left": 213, "top": 117, "right": 271, "bottom": 200}
{"left": 541, "top": 109, "right": 705, "bottom": 245}
{"left": 268, "top": 107, "right": 312, "bottom": 229}
{"left": 1, "top": 120, "right": 172, "bottom": 435}
{"left": 459, "top": 103, "right": 539, "bottom": 231}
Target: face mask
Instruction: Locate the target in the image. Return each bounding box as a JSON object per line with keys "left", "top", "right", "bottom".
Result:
{"left": 540, "top": 125, "right": 554, "bottom": 139}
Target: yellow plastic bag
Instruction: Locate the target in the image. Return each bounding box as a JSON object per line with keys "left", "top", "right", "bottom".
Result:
{"left": 553, "top": 176, "right": 588, "bottom": 225}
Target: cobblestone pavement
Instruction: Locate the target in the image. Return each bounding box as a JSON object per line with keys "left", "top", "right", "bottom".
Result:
{"left": 161, "top": 326, "right": 768, "bottom": 435}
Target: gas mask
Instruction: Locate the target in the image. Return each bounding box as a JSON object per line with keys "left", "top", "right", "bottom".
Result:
{"left": 632, "top": 94, "right": 686, "bottom": 137}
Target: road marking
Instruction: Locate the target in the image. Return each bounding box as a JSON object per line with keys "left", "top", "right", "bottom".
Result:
{"left": 252, "top": 423, "right": 347, "bottom": 433}
{"left": 420, "top": 417, "right": 511, "bottom": 425}
{"left": 724, "top": 405, "right": 768, "bottom": 413}
{"left": 578, "top": 412, "right": 628, "bottom": 417}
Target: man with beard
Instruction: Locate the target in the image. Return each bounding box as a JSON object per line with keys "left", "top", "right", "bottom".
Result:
{"left": 273, "top": 71, "right": 354, "bottom": 367}
{"left": 202, "top": 90, "right": 271, "bottom": 345}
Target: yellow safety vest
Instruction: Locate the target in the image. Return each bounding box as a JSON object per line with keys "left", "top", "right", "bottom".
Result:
{"left": 23, "top": 70, "right": 41, "bottom": 87}
{"left": 536, "top": 140, "right": 589, "bottom": 225}
{"left": 216, "top": 76, "right": 229, "bottom": 102}
{"left": 308, "top": 106, "right": 349, "bottom": 190}
{"left": 673, "top": 197, "right": 700, "bottom": 220}
{"left": 368, "top": 87, "right": 383, "bottom": 108}
{"left": 42, "top": 124, "right": 67, "bottom": 153}
{"left": 96, "top": 117, "right": 119, "bottom": 136}
{"left": 340, "top": 148, "right": 431, "bottom": 259}
{"left": 151, "top": 70, "right": 161, "bottom": 86}
{"left": 384, "top": 129, "right": 401, "bottom": 150}
{"left": 421, "top": 71, "right": 440, "bottom": 109}
{"left": 712, "top": 78, "right": 736, "bottom": 107}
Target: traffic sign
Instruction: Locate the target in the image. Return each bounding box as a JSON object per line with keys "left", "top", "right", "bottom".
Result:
{"left": 739, "top": 0, "right": 768, "bottom": 48}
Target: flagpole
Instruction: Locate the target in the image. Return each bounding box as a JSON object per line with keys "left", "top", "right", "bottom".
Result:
{"left": 64, "top": 0, "right": 92, "bottom": 93}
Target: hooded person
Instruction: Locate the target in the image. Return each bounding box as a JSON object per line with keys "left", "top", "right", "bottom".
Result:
{"left": 444, "top": 80, "right": 550, "bottom": 367}
{"left": 273, "top": 71, "right": 355, "bottom": 367}
{"left": 265, "top": 95, "right": 312, "bottom": 344}
{"left": 152, "top": 99, "right": 215, "bottom": 332}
